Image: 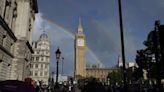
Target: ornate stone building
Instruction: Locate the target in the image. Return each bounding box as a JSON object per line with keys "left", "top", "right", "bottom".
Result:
{"left": 30, "top": 32, "right": 50, "bottom": 85}
{"left": 86, "top": 65, "right": 117, "bottom": 82}
{"left": 10, "top": 0, "right": 38, "bottom": 80}
{"left": 74, "top": 18, "right": 86, "bottom": 79}
{"left": 0, "top": 0, "right": 17, "bottom": 80}
{"left": 74, "top": 18, "right": 118, "bottom": 81}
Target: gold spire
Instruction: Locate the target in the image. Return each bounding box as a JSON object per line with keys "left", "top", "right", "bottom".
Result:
{"left": 77, "top": 17, "right": 83, "bottom": 34}
{"left": 78, "top": 17, "right": 82, "bottom": 28}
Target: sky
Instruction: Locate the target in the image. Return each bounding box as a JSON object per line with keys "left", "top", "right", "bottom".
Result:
{"left": 32, "top": 0, "right": 164, "bottom": 76}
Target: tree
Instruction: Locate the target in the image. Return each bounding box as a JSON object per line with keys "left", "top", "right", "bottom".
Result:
{"left": 158, "top": 25, "right": 164, "bottom": 78}
{"left": 135, "top": 21, "right": 163, "bottom": 80}
{"left": 107, "top": 69, "right": 123, "bottom": 85}
{"left": 132, "top": 67, "right": 143, "bottom": 81}
{"left": 135, "top": 31, "right": 157, "bottom": 80}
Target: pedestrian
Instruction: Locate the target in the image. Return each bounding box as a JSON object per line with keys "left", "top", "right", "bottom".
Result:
{"left": 83, "top": 78, "right": 106, "bottom": 92}
{"left": 106, "top": 85, "right": 112, "bottom": 92}
{"left": 69, "top": 85, "right": 72, "bottom": 92}
{"left": 35, "top": 86, "right": 40, "bottom": 92}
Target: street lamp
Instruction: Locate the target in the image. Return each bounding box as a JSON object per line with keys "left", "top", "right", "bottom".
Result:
{"left": 61, "top": 57, "right": 64, "bottom": 82}
{"left": 55, "top": 47, "right": 61, "bottom": 85}
{"left": 118, "top": 0, "right": 127, "bottom": 91}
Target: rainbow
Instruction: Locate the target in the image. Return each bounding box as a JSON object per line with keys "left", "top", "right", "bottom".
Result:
{"left": 41, "top": 15, "right": 105, "bottom": 67}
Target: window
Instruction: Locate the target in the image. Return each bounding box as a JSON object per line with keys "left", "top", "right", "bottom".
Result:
{"left": 35, "top": 72, "right": 38, "bottom": 76}
{"left": 41, "top": 57, "right": 43, "bottom": 61}
{"left": 2, "top": 34, "right": 6, "bottom": 47}
{"left": 41, "top": 64, "right": 43, "bottom": 69}
{"left": 4, "top": 1, "right": 11, "bottom": 25}
{"left": 35, "top": 64, "right": 38, "bottom": 68}
{"left": 11, "top": 7, "right": 17, "bottom": 32}
{"left": 36, "top": 51, "right": 39, "bottom": 54}
{"left": 36, "top": 57, "right": 39, "bottom": 61}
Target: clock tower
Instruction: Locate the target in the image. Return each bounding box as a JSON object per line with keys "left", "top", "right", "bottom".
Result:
{"left": 74, "top": 18, "right": 86, "bottom": 79}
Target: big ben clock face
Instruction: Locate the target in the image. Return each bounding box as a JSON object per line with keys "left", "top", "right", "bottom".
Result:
{"left": 77, "top": 39, "right": 84, "bottom": 46}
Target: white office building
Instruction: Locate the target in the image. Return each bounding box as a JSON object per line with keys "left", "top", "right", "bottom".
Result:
{"left": 30, "top": 32, "right": 50, "bottom": 84}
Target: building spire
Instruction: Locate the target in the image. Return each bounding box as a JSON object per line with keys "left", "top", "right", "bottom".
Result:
{"left": 78, "top": 17, "right": 82, "bottom": 28}
{"left": 118, "top": 55, "right": 123, "bottom": 67}
{"left": 42, "top": 21, "right": 46, "bottom": 33}
{"left": 43, "top": 29, "right": 46, "bottom": 33}
{"left": 77, "top": 16, "right": 83, "bottom": 34}
{"left": 43, "top": 29, "right": 45, "bottom": 33}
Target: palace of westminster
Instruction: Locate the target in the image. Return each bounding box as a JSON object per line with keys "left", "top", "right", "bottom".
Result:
{"left": 0, "top": 0, "right": 117, "bottom": 84}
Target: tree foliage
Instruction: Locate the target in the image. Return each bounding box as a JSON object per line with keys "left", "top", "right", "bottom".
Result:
{"left": 135, "top": 30, "right": 158, "bottom": 80}
{"left": 134, "top": 21, "right": 164, "bottom": 81}
{"left": 107, "top": 68, "right": 123, "bottom": 85}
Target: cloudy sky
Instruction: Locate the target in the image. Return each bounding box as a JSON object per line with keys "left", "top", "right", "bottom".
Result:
{"left": 33, "top": 0, "right": 164, "bottom": 76}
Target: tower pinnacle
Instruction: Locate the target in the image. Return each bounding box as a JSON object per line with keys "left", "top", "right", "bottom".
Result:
{"left": 77, "top": 17, "right": 83, "bottom": 34}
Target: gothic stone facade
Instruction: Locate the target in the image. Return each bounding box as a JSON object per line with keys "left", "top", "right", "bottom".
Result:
{"left": 86, "top": 67, "right": 117, "bottom": 82}
{"left": 74, "top": 18, "right": 86, "bottom": 79}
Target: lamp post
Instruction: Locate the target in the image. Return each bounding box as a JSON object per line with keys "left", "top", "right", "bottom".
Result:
{"left": 118, "top": 0, "right": 127, "bottom": 91}
{"left": 55, "top": 48, "right": 61, "bottom": 85}
{"left": 62, "top": 57, "right": 64, "bottom": 82}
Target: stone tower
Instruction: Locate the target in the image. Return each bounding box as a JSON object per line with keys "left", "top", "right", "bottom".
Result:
{"left": 74, "top": 18, "right": 86, "bottom": 79}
